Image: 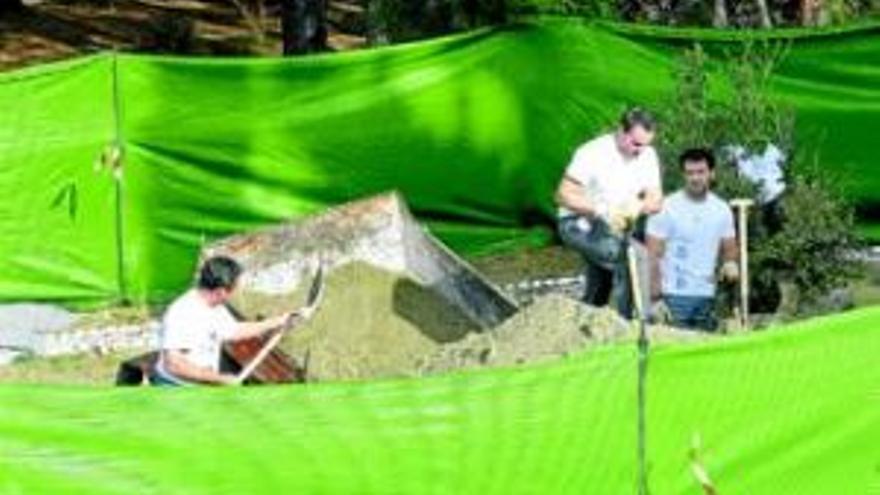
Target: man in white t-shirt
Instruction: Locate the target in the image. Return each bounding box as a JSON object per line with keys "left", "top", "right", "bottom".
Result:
{"left": 151, "top": 256, "right": 298, "bottom": 386}
{"left": 646, "top": 148, "right": 739, "bottom": 331}
{"left": 556, "top": 108, "right": 663, "bottom": 317}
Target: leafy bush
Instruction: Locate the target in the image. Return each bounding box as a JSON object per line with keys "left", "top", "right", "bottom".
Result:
{"left": 657, "top": 43, "right": 863, "bottom": 315}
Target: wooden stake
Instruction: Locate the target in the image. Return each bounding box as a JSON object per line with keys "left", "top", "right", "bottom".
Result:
{"left": 730, "top": 199, "right": 754, "bottom": 330}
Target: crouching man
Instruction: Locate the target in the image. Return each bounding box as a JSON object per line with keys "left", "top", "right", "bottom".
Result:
{"left": 646, "top": 148, "right": 739, "bottom": 331}
{"left": 151, "top": 255, "right": 297, "bottom": 386}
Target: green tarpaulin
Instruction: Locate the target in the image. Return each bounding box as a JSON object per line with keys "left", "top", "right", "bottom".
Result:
{"left": 2, "top": 18, "right": 880, "bottom": 305}
{"left": 2, "top": 19, "right": 879, "bottom": 493}
{"left": 0, "top": 307, "right": 877, "bottom": 494}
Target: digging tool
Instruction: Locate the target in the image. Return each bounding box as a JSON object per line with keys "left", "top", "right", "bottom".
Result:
{"left": 235, "top": 263, "right": 325, "bottom": 385}
{"left": 730, "top": 199, "right": 754, "bottom": 330}
{"left": 625, "top": 236, "right": 650, "bottom": 495}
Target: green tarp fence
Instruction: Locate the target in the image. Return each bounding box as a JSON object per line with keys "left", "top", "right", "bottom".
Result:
{"left": 2, "top": 20, "right": 879, "bottom": 492}
{"left": 2, "top": 17, "right": 879, "bottom": 305}
{"left": 1, "top": 307, "right": 877, "bottom": 494}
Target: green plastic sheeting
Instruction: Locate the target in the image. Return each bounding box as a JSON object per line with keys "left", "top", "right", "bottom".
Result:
{"left": 2, "top": 18, "right": 880, "bottom": 304}
{"left": 1, "top": 308, "right": 877, "bottom": 493}
{"left": 604, "top": 20, "right": 880, "bottom": 216}
{"left": 0, "top": 57, "right": 120, "bottom": 305}
{"left": 117, "top": 21, "right": 676, "bottom": 301}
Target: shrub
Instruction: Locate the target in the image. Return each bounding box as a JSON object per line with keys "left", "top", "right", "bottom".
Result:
{"left": 657, "top": 42, "right": 863, "bottom": 315}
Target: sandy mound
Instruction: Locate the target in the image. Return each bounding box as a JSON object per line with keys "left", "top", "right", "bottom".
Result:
{"left": 230, "top": 262, "right": 479, "bottom": 382}
{"left": 419, "top": 295, "right": 623, "bottom": 373}
{"left": 230, "top": 264, "right": 707, "bottom": 382}
{"left": 420, "top": 295, "right": 707, "bottom": 374}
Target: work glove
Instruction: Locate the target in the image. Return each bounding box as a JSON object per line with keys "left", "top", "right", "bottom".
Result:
{"left": 719, "top": 260, "right": 740, "bottom": 283}
{"left": 607, "top": 199, "right": 643, "bottom": 235}
{"left": 650, "top": 299, "right": 673, "bottom": 325}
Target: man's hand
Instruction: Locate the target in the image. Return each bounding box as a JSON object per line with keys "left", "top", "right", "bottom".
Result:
{"left": 608, "top": 199, "right": 643, "bottom": 235}
{"left": 719, "top": 260, "right": 740, "bottom": 283}
{"left": 284, "top": 309, "right": 309, "bottom": 327}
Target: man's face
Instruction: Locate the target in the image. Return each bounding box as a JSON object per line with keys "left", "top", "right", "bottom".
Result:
{"left": 683, "top": 159, "right": 713, "bottom": 198}
{"left": 208, "top": 283, "right": 237, "bottom": 306}
{"left": 618, "top": 125, "right": 655, "bottom": 158}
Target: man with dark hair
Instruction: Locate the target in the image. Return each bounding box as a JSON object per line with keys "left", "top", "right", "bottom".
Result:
{"left": 556, "top": 107, "right": 663, "bottom": 317}
{"left": 646, "top": 148, "right": 739, "bottom": 331}
{"left": 152, "top": 255, "right": 297, "bottom": 386}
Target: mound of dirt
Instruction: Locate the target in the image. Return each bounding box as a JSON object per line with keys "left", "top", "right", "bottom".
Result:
{"left": 419, "top": 295, "right": 623, "bottom": 373}
{"left": 231, "top": 264, "right": 708, "bottom": 382}
{"left": 419, "top": 294, "right": 707, "bottom": 374}
{"left": 230, "top": 262, "right": 480, "bottom": 382}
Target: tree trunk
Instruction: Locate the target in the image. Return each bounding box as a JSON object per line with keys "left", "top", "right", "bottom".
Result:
{"left": 801, "top": 0, "right": 815, "bottom": 25}
{"left": 281, "top": 0, "right": 327, "bottom": 55}
{"left": 755, "top": 0, "right": 773, "bottom": 28}
{"left": 713, "top": 0, "right": 728, "bottom": 27}
{"left": 802, "top": 0, "right": 830, "bottom": 26}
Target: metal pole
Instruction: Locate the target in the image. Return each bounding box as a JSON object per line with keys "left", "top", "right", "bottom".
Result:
{"left": 626, "top": 240, "right": 649, "bottom": 495}
{"left": 111, "top": 52, "right": 129, "bottom": 305}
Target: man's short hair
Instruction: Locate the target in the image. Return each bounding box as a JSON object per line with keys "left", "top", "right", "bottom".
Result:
{"left": 620, "top": 107, "right": 657, "bottom": 133}
{"left": 198, "top": 256, "right": 242, "bottom": 290}
{"left": 679, "top": 147, "right": 716, "bottom": 170}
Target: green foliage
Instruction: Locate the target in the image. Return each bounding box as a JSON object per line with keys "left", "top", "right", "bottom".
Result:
{"left": 659, "top": 43, "right": 863, "bottom": 314}
{"left": 367, "top": 0, "right": 507, "bottom": 43}
{"left": 754, "top": 172, "right": 862, "bottom": 306}
{"left": 510, "top": 0, "right": 877, "bottom": 26}
{"left": 507, "top": 0, "right": 618, "bottom": 17}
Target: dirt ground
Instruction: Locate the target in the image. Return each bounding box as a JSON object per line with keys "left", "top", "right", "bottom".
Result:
{"left": 0, "top": 0, "right": 366, "bottom": 72}
{"left": 0, "top": 350, "right": 127, "bottom": 385}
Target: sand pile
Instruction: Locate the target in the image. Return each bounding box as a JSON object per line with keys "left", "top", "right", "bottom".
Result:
{"left": 230, "top": 262, "right": 480, "bottom": 382}
{"left": 231, "top": 264, "right": 707, "bottom": 382}
{"left": 419, "top": 295, "right": 624, "bottom": 373}
{"left": 419, "top": 295, "right": 707, "bottom": 374}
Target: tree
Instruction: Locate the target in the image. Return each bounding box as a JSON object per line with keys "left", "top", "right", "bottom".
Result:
{"left": 281, "top": 0, "right": 327, "bottom": 55}
{"left": 713, "top": 0, "right": 729, "bottom": 27}
{"left": 755, "top": 0, "right": 773, "bottom": 27}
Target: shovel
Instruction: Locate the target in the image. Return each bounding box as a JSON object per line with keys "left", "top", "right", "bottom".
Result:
{"left": 234, "top": 263, "right": 326, "bottom": 384}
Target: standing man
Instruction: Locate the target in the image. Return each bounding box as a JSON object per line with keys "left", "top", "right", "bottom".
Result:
{"left": 646, "top": 148, "right": 739, "bottom": 331}
{"left": 556, "top": 107, "right": 663, "bottom": 317}
{"left": 152, "top": 255, "right": 298, "bottom": 386}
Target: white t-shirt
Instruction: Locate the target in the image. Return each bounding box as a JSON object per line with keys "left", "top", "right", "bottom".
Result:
{"left": 646, "top": 191, "right": 736, "bottom": 297}
{"left": 725, "top": 143, "right": 786, "bottom": 204}
{"left": 157, "top": 289, "right": 238, "bottom": 374}
{"left": 558, "top": 133, "right": 661, "bottom": 228}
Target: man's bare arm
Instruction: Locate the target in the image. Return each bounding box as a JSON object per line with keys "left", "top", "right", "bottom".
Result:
{"left": 161, "top": 350, "right": 234, "bottom": 385}
{"left": 720, "top": 237, "right": 738, "bottom": 263}
{"left": 230, "top": 313, "right": 292, "bottom": 342}
{"left": 555, "top": 175, "right": 599, "bottom": 218}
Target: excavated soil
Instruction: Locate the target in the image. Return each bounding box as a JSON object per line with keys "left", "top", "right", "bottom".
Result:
{"left": 230, "top": 262, "right": 480, "bottom": 382}
{"left": 231, "top": 262, "right": 704, "bottom": 382}
{"left": 419, "top": 294, "right": 702, "bottom": 374}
